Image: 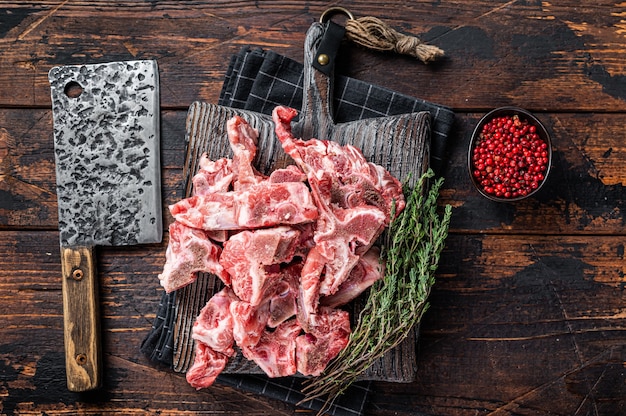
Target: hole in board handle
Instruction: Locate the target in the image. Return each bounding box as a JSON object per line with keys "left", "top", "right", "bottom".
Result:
{"left": 64, "top": 81, "right": 83, "bottom": 98}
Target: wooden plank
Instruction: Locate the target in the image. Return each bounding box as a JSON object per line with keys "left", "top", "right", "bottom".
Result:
{"left": 2, "top": 109, "right": 624, "bottom": 234}
{"left": 1, "top": 230, "right": 623, "bottom": 414}
{"left": 0, "top": 1, "right": 625, "bottom": 111}
{"left": 372, "top": 233, "right": 626, "bottom": 415}
{"left": 0, "top": 230, "right": 300, "bottom": 415}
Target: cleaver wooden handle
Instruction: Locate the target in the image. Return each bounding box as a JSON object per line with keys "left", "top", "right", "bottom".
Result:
{"left": 60, "top": 245, "right": 102, "bottom": 391}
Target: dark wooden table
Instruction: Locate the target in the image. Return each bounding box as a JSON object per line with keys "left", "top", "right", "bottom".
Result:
{"left": 1, "top": 1, "right": 624, "bottom": 415}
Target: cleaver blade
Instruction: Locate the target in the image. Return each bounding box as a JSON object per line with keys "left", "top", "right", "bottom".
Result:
{"left": 49, "top": 60, "right": 162, "bottom": 392}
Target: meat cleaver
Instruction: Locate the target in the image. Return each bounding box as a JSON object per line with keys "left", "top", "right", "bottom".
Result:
{"left": 49, "top": 60, "right": 162, "bottom": 391}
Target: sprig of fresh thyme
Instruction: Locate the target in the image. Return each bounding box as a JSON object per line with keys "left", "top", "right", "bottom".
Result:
{"left": 300, "top": 169, "right": 452, "bottom": 413}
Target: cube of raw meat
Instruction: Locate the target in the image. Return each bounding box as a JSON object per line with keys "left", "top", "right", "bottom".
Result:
{"left": 169, "top": 193, "right": 238, "bottom": 231}
{"left": 192, "top": 155, "right": 233, "bottom": 196}
{"left": 220, "top": 226, "right": 301, "bottom": 306}
{"left": 192, "top": 287, "right": 238, "bottom": 357}
{"left": 230, "top": 300, "right": 270, "bottom": 348}
{"left": 186, "top": 341, "right": 229, "bottom": 389}
{"left": 296, "top": 307, "right": 351, "bottom": 377}
{"left": 320, "top": 246, "right": 383, "bottom": 308}
{"left": 269, "top": 164, "right": 307, "bottom": 183}
{"left": 158, "top": 221, "right": 230, "bottom": 292}
{"left": 240, "top": 319, "right": 302, "bottom": 378}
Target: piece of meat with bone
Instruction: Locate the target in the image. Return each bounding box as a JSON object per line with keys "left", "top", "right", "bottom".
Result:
{"left": 169, "top": 192, "right": 238, "bottom": 231}
{"left": 268, "top": 164, "right": 307, "bottom": 183}
{"left": 315, "top": 206, "right": 387, "bottom": 296}
{"left": 240, "top": 319, "right": 302, "bottom": 378}
{"left": 158, "top": 221, "right": 230, "bottom": 292}
{"left": 169, "top": 181, "right": 318, "bottom": 231}
{"left": 219, "top": 226, "right": 301, "bottom": 306}
{"left": 267, "top": 262, "right": 302, "bottom": 328}
{"left": 320, "top": 246, "right": 383, "bottom": 308}
{"left": 296, "top": 307, "right": 351, "bottom": 377}
{"left": 273, "top": 106, "right": 399, "bottom": 326}
{"left": 235, "top": 181, "right": 318, "bottom": 228}
{"left": 272, "top": 105, "right": 404, "bottom": 219}
{"left": 186, "top": 341, "right": 230, "bottom": 389}
{"left": 192, "top": 155, "right": 233, "bottom": 196}
{"left": 227, "top": 115, "right": 267, "bottom": 190}
{"left": 191, "top": 286, "right": 238, "bottom": 357}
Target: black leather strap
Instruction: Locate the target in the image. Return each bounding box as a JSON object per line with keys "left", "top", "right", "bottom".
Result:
{"left": 312, "top": 21, "right": 345, "bottom": 76}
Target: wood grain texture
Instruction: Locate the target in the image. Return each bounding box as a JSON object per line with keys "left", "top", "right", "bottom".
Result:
{"left": 1, "top": 109, "right": 623, "bottom": 234}
{"left": 60, "top": 245, "right": 102, "bottom": 392}
{"left": 1, "top": 1, "right": 625, "bottom": 415}
{"left": 1, "top": 1, "right": 626, "bottom": 111}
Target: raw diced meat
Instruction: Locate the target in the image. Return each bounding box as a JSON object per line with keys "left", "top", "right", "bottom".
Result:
{"left": 158, "top": 221, "right": 230, "bottom": 292}
{"left": 241, "top": 319, "right": 301, "bottom": 378}
{"left": 296, "top": 307, "right": 351, "bottom": 376}
{"left": 220, "top": 226, "right": 301, "bottom": 306}
{"left": 186, "top": 341, "right": 229, "bottom": 389}
{"left": 192, "top": 155, "right": 233, "bottom": 196}
{"left": 192, "top": 287, "right": 238, "bottom": 356}
{"left": 230, "top": 300, "right": 270, "bottom": 348}
{"left": 169, "top": 182, "right": 318, "bottom": 231}
{"left": 158, "top": 112, "right": 408, "bottom": 388}
{"left": 320, "top": 246, "right": 383, "bottom": 308}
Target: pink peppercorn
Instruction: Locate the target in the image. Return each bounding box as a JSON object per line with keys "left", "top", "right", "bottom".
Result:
{"left": 471, "top": 114, "right": 549, "bottom": 199}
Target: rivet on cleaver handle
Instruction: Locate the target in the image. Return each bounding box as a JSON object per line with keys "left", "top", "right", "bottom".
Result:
{"left": 49, "top": 60, "right": 162, "bottom": 391}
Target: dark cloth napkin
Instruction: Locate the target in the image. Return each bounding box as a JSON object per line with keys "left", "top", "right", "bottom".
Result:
{"left": 141, "top": 45, "right": 455, "bottom": 415}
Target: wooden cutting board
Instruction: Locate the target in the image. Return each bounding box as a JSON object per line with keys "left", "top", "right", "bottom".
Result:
{"left": 172, "top": 22, "right": 432, "bottom": 382}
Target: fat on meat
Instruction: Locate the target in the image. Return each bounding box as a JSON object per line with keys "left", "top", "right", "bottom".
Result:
{"left": 296, "top": 307, "right": 351, "bottom": 377}
{"left": 240, "top": 319, "right": 302, "bottom": 378}
{"left": 219, "top": 226, "right": 301, "bottom": 306}
{"left": 169, "top": 181, "right": 318, "bottom": 231}
{"left": 158, "top": 221, "right": 230, "bottom": 292}
{"left": 235, "top": 181, "right": 318, "bottom": 228}
{"left": 192, "top": 287, "right": 238, "bottom": 357}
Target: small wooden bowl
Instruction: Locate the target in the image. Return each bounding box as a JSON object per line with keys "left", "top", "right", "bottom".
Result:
{"left": 468, "top": 107, "right": 552, "bottom": 202}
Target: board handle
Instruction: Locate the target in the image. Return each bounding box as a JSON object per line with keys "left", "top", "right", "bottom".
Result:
{"left": 60, "top": 245, "right": 102, "bottom": 391}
